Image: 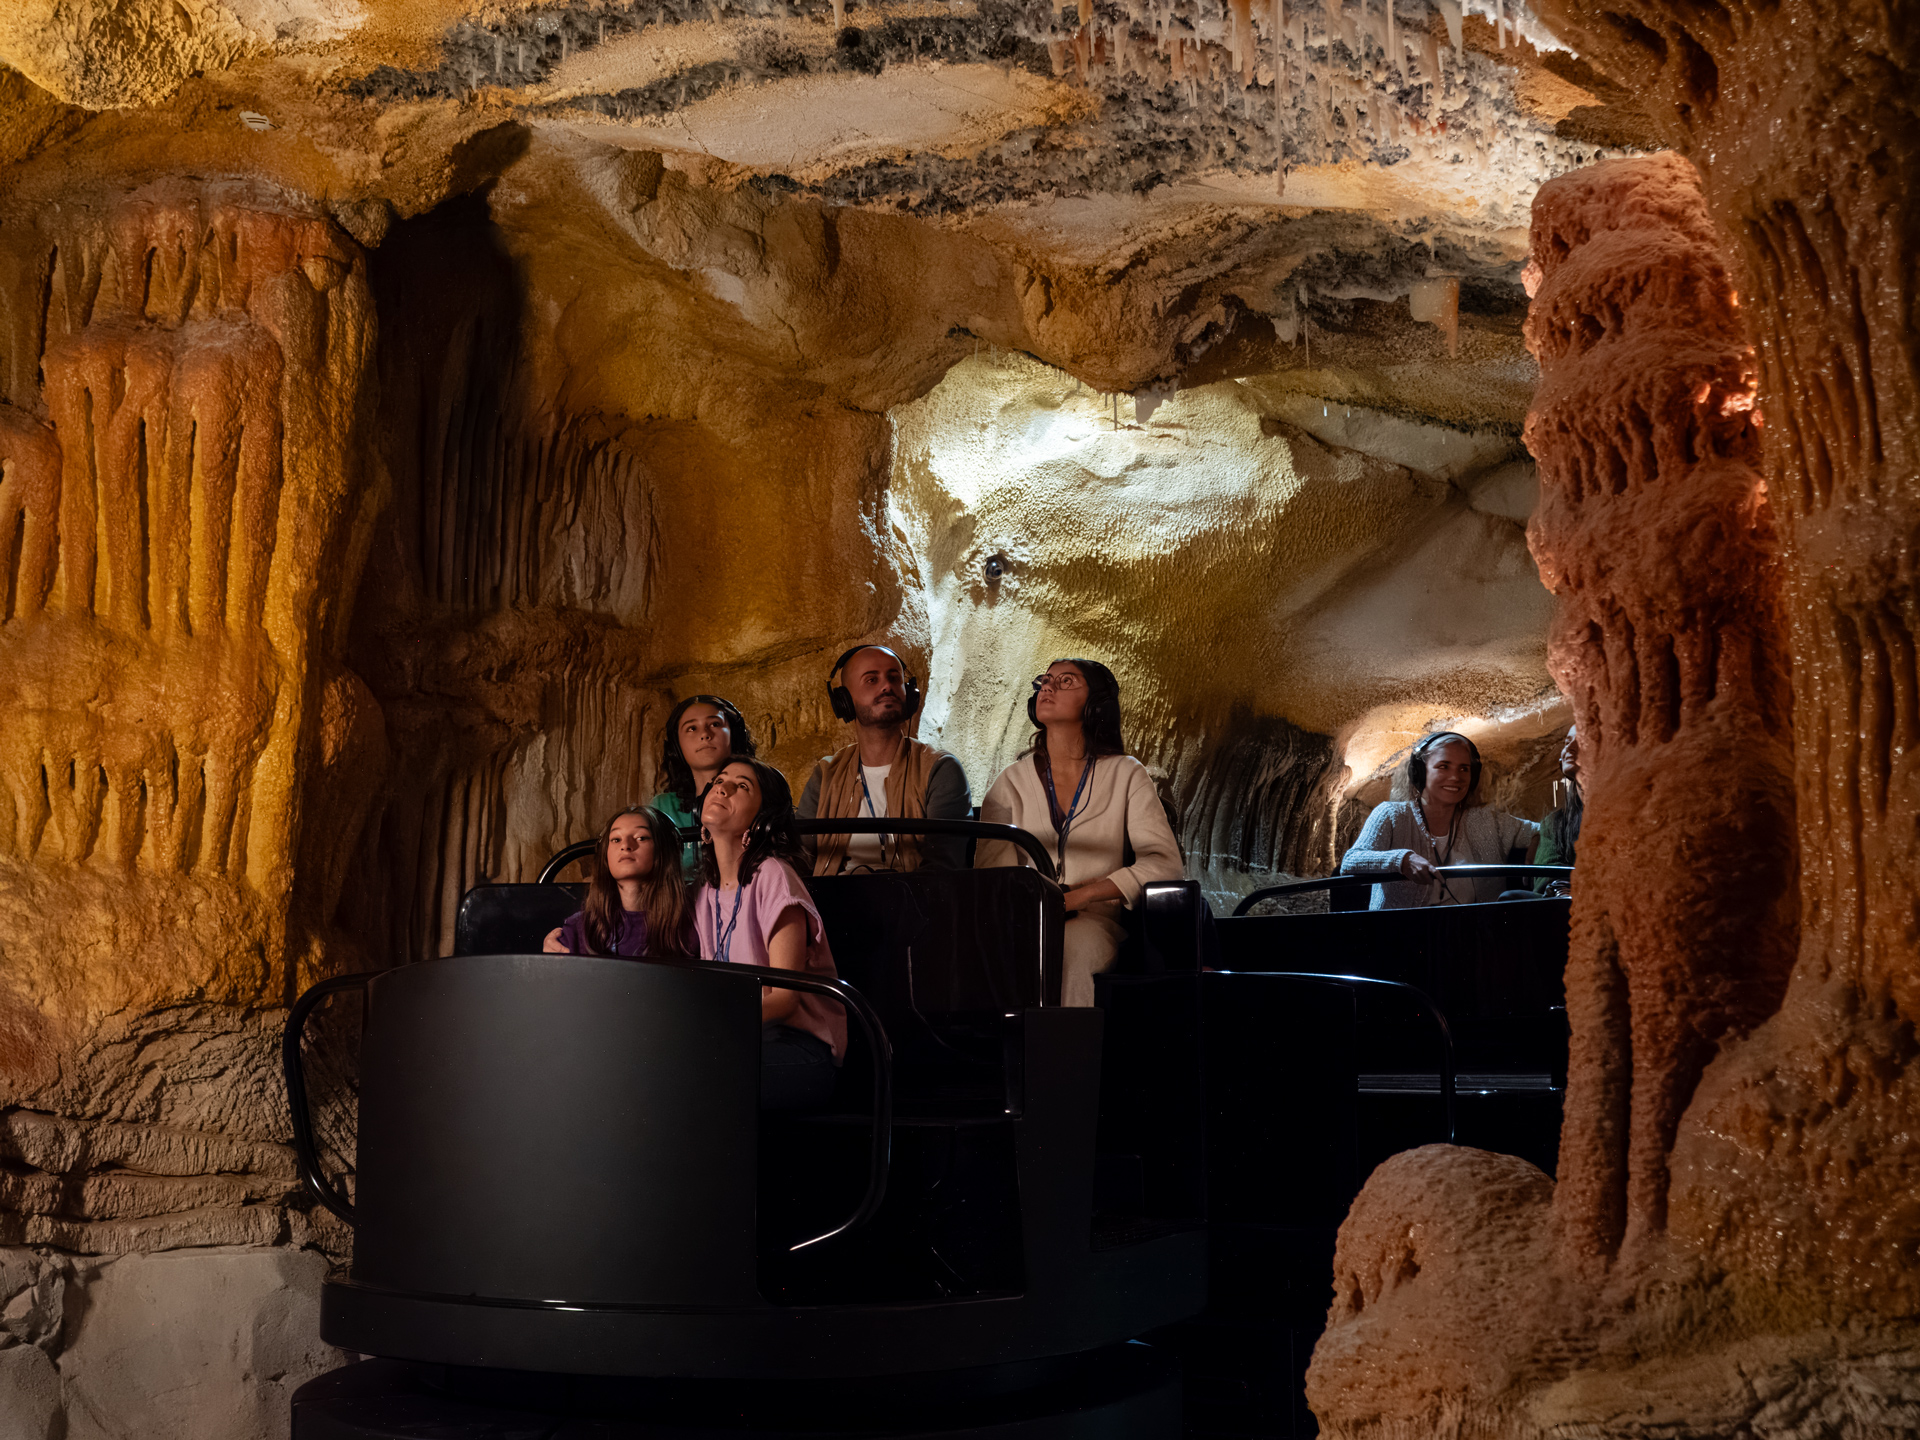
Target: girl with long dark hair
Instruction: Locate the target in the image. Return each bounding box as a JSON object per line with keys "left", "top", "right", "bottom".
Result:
{"left": 975, "top": 659, "right": 1184, "bottom": 1007}
{"left": 653, "top": 695, "right": 757, "bottom": 865}
{"left": 541, "top": 805, "right": 697, "bottom": 957}
{"left": 694, "top": 758, "right": 845, "bottom": 1110}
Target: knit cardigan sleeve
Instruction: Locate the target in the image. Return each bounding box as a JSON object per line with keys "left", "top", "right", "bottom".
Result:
{"left": 1106, "top": 759, "right": 1185, "bottom": 905}
{"left": 1340, "top": 802, "right": 1413, "bottom": 877}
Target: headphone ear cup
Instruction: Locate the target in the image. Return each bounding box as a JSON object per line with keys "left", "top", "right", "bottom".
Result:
{"left": 827, "top": 681, "right": 856, "bottom": 723}
{"left": 903, "top": 676, "right": 922, "bottom": 720}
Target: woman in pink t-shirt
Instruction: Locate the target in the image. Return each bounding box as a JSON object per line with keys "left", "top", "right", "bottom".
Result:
{"left": 695, "top": 757, "right": 846, "bottom": 1111}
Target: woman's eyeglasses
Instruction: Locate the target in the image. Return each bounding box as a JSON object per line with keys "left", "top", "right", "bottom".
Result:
{"left": 1032, "top": 673, "right": 1084, "bottom": 692}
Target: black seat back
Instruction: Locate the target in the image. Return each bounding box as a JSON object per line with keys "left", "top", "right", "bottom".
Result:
{"left": 1213, "top": 898, "right": 1571, "bottom": 1076}
{"left": 352, "top": 954, "right": 763, "bottom": 1309}
{"left": 806, "top": 868, "right": 1062, "bottom": 1013}
{"left": 806, "top": 868, "right": 1063, "bottom": 1103}
{"left": 1134, "top": 880, "right": 1214, "bottom": 973}
{"left": 453, "top": 884, "right": 585, "bottom": 958}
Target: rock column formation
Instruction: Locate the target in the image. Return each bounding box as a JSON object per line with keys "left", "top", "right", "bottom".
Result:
{"left": 1308, "top": 151, "right": 1805, "bottom": 1436}
{"left": 1523, "top": 152, "right": 1796, "bottom": 1278}
{"left": 1531, "top": 0, "right": 1920, "bottom": 1339}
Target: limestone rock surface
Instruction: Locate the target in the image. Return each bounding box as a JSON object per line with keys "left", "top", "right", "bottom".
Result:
{"left": 894, "top": 350, "right": 1561, "bottom": 893}
{"left": 0, "top": 1243, "right": 344, "bottom": 1440}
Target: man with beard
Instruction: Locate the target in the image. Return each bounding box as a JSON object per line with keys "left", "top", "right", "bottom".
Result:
{"left": 798, "top": 644, "right": 971, "bottom": 874}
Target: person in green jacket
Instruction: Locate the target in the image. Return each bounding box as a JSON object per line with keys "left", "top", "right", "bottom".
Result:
{"left": 653, "top": 695, "right": 759, "bottom": 870}
{"left": 1535, "top": 725, "right": 1582, "bottom": 894}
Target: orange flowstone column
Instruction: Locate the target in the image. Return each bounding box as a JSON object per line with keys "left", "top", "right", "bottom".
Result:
{"left": 1537, "top": 0, "right": 1920, "bottom": 1321}
{"left": 1522, "top": 153, "right": 1798, "bottom": 1276}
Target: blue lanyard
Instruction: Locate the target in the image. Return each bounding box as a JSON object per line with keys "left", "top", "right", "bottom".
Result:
{"left": 710, "top": 884, "right": 746, "bottom": 963}
{"left": 856, "top": 764, "right": 889, "bottom": 866}
{"left": 1039, "top": 754, "right": 1096, "bottom": 871}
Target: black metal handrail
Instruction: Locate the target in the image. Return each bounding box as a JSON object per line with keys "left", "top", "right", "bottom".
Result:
{"left": 282, "top": 971, "right": 375, "bottom": 1224}
{"left": 537, "top": 841, "right": 597, "bottom": 884}
{"left": 1220, "top": 969, "right": 1458, "bottom": 1142}
{"left": 675, "top": 958, "right": 894, "bottom": 1251}
{"left": 539, "top": 818, "right": 1060, "bottom": 884}
{"left": 1231, "top": 864, "right": 1574, "bottom": 916}
{"left": 281, "top": 958, "right": 895, "bottom": 1251}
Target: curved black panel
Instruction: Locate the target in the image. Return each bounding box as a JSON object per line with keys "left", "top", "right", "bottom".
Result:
{"left": 351, "top": 953, "right": 762, "bottom": 1307}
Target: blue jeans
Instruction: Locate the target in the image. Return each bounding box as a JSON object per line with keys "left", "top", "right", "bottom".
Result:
{"left": 761, "top": 1025, "right": 836, "bottom": 1111}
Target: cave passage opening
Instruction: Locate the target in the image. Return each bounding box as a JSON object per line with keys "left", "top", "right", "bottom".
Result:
{"left": 885, "top": 348, "right": 1571, "bottom": 910}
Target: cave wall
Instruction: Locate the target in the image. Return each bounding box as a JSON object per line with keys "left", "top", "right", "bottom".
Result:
{"left": 0, "top": 175, "right": 381, "bottom": 1221}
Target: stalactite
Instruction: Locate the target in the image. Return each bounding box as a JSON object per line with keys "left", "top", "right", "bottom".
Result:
{"left": 1273, "top": 0, "right": 1286, "bottom": 193}
{"left": 0, "top": 177, "right": 380, "bottom": 1044}
{"left": 1234, "top": 0, "right": 1254, "bottom": 80}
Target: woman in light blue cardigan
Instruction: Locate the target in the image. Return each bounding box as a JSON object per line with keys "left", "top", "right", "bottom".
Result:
{"left": 1340, "top": 732, "right": 1538, "bottom": 909}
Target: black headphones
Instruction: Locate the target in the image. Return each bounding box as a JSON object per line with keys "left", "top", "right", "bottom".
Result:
{"left": 826, "top": 644, "right": 921, "bottom": 723}
{"left": 1407, "top": 731, "right": 1483, "bottom": 795}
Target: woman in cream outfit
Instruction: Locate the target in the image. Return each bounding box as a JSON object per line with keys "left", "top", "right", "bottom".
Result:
{"left": 975, "top": 659, "right": 1185, "bottom": 1006}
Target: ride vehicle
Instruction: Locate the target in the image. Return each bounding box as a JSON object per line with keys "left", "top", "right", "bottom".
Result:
{"left": 283, "top": 820, "right": 1571, "bottom": 1439}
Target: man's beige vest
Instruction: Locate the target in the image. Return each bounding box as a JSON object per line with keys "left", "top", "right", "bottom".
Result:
{"left": 809, "top": 736, "right": 948, "bottom": 876}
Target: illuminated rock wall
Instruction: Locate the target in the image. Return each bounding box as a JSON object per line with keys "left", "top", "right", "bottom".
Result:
{"left": 0, "top": 176, "right": 377, "bottom": 1435}
{"left": 0, "top": 178, "right": 379, "bottom": 1240}
{"left": 893, "top": 350, "right": 1564, "bottom": 895}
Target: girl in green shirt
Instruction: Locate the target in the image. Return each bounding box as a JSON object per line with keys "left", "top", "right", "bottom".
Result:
{"left": 653, "top": 694, "right": 759, "bottom": 869}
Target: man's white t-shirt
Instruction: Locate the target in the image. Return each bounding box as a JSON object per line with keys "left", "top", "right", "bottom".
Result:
{"left": 845, "top": 763, "right": 890, "bottom": 870}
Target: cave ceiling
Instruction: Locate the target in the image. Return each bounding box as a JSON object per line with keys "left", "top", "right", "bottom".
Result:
{"left": 0, "top": 0, "right": 1650, "bottom": 408}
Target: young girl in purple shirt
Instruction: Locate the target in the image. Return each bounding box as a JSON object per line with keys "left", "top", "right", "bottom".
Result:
{"left": 695, "top": 758, "right": 845, "bottom": 1111}
{"left": 542, "top": 806, "right": 697, "bottom": 958}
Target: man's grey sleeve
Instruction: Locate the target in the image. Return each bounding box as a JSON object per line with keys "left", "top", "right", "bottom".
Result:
{"left": 797, "top": 763, "right": 823, "bottom": 861}
{"left": 920, "top": 755, "right": 972, "bottom": 870}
